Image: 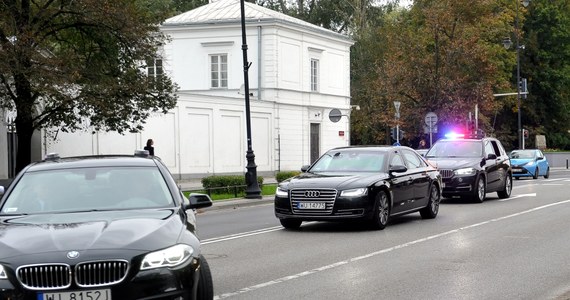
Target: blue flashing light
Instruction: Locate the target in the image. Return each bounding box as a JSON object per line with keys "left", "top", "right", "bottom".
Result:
{"left": 444, "top": 132, "right": 465, "bottom": 139}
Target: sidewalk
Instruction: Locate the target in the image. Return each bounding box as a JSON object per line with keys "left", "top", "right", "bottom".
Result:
{"left": 177, "top": 176, "right": 277, "bottom": 211}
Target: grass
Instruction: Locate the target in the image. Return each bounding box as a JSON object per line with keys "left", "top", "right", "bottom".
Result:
{"left": 183, "top": 183, "right": 277, "bottom": 201}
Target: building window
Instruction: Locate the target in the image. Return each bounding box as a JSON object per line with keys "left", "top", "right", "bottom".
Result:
{"left": 210, "top": 54, "right": 228, "bottom": 88}
{"left": 147, "top": 58, "right": 163, "bottom": 79}
{"left": 311, "top": 58, "right": 319, "bottom": 92}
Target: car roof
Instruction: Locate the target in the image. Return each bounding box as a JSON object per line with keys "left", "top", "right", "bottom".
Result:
{"left": 327, "top": 145, "right": 414, "bottom": 152}
{"left": 25, "top": 154, "right": 159, "bottom": 172}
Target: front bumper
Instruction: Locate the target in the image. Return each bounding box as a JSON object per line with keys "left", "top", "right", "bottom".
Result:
{"left": 511, "top": 165, "right": 536, "bottom": 177}
{"left": 441, "top": 174, "right": 478, "bottom": 197}
{"left": 274, "top": 195, "right": 375, "bottom": 221}
{"left": 0, "top": 257, "right": 202, "bottom": 300}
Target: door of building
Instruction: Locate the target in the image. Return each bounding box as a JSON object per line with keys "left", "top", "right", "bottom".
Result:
{"left": 310, "top": 123, "right": 320, "bottom": 164}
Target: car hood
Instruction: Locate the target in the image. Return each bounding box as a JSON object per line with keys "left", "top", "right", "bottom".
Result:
{"left": 281, "top": 172, "right": 388, "bottom": 190}
{"left": 426, "top": 157, "right": 483, "bottom": 170}
{"left": 510, "top": 158, "right": 533, "bottom": 166}
{"left": 0, "top": 209, "right": 185, "bottom": 259}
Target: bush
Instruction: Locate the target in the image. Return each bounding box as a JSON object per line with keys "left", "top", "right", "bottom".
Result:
{"left": 276, "top": 171, "right": 301, "bottom": 183}
{"left": 201, "top": 175, "right": 263, "bottom": 194}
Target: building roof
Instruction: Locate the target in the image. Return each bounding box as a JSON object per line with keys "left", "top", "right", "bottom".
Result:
{"left": 162, "top": 0, "right": 352, "bottom": 42}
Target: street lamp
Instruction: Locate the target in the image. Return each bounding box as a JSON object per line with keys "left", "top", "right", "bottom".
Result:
{"left": 503, "top": 0, "right": 530, "bottom": 150}
{"left": 239, "top": 0, "right": 262, "bottom": 199}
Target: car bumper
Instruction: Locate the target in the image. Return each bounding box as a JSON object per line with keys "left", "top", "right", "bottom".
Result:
{"left": 511, "top": 165, "right": 536, "bottom": 177}
{"left": 274, "top": 195, "right": 375, "bottom": 221}
{"left": 441, "top": 175, "right": 478, "bottom": 197}
{"left": 0, "top": 258, "right": 202, "bottom": 300}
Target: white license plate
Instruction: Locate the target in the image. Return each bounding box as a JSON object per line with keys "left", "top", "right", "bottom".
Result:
{"left": 298, "top": 202, "right": 325, "bottom": 209}
{"left": 512, "top": 168, "right": 523, "bottom": 173}
{"left": 41, "top": 289, "right": 111, "bottom": 300}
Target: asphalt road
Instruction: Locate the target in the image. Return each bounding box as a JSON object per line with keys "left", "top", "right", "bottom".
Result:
{"left": 196, "top": 169, "right": 570, "bottom": 300}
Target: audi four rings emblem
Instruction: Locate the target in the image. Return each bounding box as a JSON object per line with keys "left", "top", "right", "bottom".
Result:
{"left": 304, "top": 191, "right": 320, "bottom": 197}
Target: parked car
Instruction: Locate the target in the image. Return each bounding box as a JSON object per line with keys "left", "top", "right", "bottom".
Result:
{"left": 274, "top": 146, "right": 442, "bottom": 230}
{"left": 415, "top": 149, "right": 429, "bottom": 157}
{"left": 0, "top": 151, "right": 214, "bottom": 300}
{"left": 509, "top": 149, "right": 550, "bottom": 179}
{"left": 424, "top": 134, "right": 512, "bottom": 202}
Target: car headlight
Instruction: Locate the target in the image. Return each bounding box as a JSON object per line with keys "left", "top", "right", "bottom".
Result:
{"left": 275, "top": 187, "right": 288, "bottom": 197}
{"left": 454, "top": 168, "right": 476, "bottom": 176}
{"left": 340, "top": 188, "right": 368, "bottom": 197}
{"left": 0, "top": 265, "right": 7, "bottom": 279}
{"left": 524, "top": 161, "right": 535, "bottom": 166}
{"left": 141, "top": 244, "right": 194, "bottom": 270}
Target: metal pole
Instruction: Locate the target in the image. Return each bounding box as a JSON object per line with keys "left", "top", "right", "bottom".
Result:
{"left": 516, "top": 0, "right": 523, "bottom": 149}
{"left": 240, "top": 0, "right": 261, "bottom": 199}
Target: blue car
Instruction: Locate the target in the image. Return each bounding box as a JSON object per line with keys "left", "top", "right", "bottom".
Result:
{"left": 509, "top": 149, "right": 550, "bottom": 179}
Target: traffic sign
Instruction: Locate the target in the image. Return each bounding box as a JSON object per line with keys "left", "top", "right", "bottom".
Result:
{"left": 424, "top": 112, "right": 437, "bottom": 127}
{"left": 329, "top": 109, "right": 342, "bottom": 123}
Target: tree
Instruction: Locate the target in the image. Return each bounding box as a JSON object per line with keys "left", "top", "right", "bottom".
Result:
{"left": 521, "top": 0, "right": 570, "bottom": 149}
{"left": 366, "top": 0, "right": 515, "bottom": 146}
{"left": 0, "top": 0, "right": 178, "bottom": 172}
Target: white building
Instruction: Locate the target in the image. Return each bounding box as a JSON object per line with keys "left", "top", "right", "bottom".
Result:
{"left": 1, "top": 0, "right": 354, "bottom": 179}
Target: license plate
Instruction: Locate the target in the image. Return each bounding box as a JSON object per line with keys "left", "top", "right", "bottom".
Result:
{"left": 298, "top": 202, "right": 325, "bottom": 209}
{"left": 512, "top": 168, "right": 523, "bottom": 173}
{"left": 40, "top": 289, "right": 111, "bottom": 300}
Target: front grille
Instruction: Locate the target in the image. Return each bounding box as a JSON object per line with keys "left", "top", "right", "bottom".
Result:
{"left": 17, "top": 264, "right": 72, "bottom": 290}
{"left": 16, "top": 260, "right": 129, "bottom": 290}
{"left": 439, "top": 169, "right": 454, "bottom": 178}
{"left": 76, "top": 260, "right": 129, "bottom": 287}
{"left": 291, "top": 189, "right": 336, "bottom": 215}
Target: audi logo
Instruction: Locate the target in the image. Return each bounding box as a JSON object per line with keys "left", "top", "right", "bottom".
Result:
{"left": 304, "top": 191, "right": 320, "bottom": 197}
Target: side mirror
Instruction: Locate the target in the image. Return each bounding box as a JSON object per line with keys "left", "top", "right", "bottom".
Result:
{"left": 487, "top": 153, "right": 497, "bottom": 160}
{"left": 185, "top": 193, "right": 213, "bottom": 210}
{"left": 537, "top": 156, "right": 544, "bottom": 160}
{"left": 301, "top": 165, "right": 311, "bottom": 172}
{"left": 389, "top": 165, "right": 408, "bottom": 174}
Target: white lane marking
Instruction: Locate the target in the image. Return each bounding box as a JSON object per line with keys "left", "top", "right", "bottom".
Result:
{"left": 542, "top": 184, "right": 564, "bottom": 186}
{"left": 202, "top": 226, "right": 283, "bottom": 245}
{"left": 499, "top": 193, "right": 536, "bottom": 202}
{"left": 214, "top": 199, "right": 570, "bottom": 299}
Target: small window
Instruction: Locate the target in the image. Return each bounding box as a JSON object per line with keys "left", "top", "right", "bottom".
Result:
{"left": 210, "top": 54, "right": 228, "bottom": 88}
{"left": 311, "top": 58, "right": 319, "bottom": 92}
{"left": 147, "top": 58, "right": 163, "bottom": 79}
{"left": 390, "top": 152, "right": 405, "bottom": 167}
{"left": 402, "top": 150, "right": 425, "bottom": 169}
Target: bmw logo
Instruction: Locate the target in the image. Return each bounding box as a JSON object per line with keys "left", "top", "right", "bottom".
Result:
{"left": 67, "top": 251, "right": 80, "bottom": 259}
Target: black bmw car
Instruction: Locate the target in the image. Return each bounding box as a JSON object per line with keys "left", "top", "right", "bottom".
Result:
{"left": 0, "top": 151, "right": 214, "bottom": 300}
{"left": 425, "top": 135, "right": 512, "bottom": 202}
{"left": 274, "top": 146, "right": 442, "bottom": 230}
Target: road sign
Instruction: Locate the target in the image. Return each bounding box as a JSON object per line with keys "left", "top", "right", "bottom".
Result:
{"left": 393, "top": 101, "right": 401, "bottom": 115}
{"left": 424, "top": 112, "right": 437, "bottom": 127}
{"left": 329, "top": 108, "right": 342, "bottom": 123}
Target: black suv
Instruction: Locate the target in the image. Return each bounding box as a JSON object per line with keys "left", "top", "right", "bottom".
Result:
{"left": 0, "top": 151, "right": 214, "bottom": 300}
{"left": 425, "top": 135, "right": 512, "bottom": 202}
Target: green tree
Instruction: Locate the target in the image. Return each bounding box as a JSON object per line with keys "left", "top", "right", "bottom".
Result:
{"left": 522, "top": 0, "right": 570, "bottom": 149}
{"left": 0, "top": 0, "right": 178, "bottom": 172}
{"left": 367, "top": 0, "right": 514, "bottom": 147}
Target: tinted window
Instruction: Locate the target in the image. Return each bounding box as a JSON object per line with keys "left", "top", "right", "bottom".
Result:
{"left": 427, "top": 140, "right": 482, "bottom": 158}
{"left": 1, "top": 167, "right": 174, "bottom": 215}
{"left": 402, "top": 149, "right": 425, "bottom": 169}
{"left": 310, "top": 150, "right": 387, "bottom": 172}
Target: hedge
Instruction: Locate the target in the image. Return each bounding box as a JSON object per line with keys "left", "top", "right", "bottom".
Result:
{"left": 275, "top": 171, "right": 301, "bottom": 183}
{"left": 201, "top": 175, "right": 264, "bottom": 194}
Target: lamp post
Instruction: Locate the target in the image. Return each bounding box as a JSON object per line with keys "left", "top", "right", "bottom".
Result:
{"left": 239, "top": 0, "right": 262, "bottom": 199}
{"left": 503, "top": 0, "right": 530, "bottom": 150}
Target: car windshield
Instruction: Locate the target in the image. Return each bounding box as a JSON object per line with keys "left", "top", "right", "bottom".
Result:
{"left": 309, "top": 150, "right": 387, "bottom": 173}
{"left": 509, "top": 150, "right": 536, "bottom": 159}
{"left": 426, "top": 140, "right": 482, "bottom": 158}
{"left": 1, "top": 167, "right": 175, "bottom": 215}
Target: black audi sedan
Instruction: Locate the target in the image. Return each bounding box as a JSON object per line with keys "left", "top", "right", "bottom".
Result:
{"left": 0, "top": 151, "right": 214, "bottom": 300}
{"left": 274, "top": 146, "right": 442, "bottom": 230}
{"left": 425, "top": 134, "right": 512, "bottom": 202}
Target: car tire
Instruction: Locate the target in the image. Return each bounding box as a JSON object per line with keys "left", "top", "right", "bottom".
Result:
{"left": 370, "top": 191, "right": 390, "bottom": 230}
{"left": 472, "top": 176, "right": 486, "bottom": 203}
{"left": 420, "top": 184, "right": 440, "bottom": 219}
{"left": 497, "top": 173, "right": 512, "bottom": 199}
{"left": 280, "top": 219, "right": 302, "bottom": 230}
{"left": 196, "top": 255, "right": 214, "bottom": 300}
{"left": 533, "top": 168, "right": 539, "bottom": 179}
{"left": 544, "top": 167, "right": 550, "bottom": 179}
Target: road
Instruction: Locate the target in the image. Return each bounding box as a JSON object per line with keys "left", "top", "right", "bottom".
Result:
{"left": 196, "top": 169, "right": 570, "bottom": 300}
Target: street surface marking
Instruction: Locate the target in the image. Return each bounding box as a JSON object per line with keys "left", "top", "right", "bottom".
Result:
{"left": 202, "top": 226, "right": 283, "bottom": 244}
{"left": 214, "top": 199, "right": 570, "bottom": 299}
{"left": 499, "top": 193, "right": 536, "bottom": 202}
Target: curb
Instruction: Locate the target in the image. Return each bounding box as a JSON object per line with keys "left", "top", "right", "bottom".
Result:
{"left": 202, "top": 195, "right": 274, "bottom": 212}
